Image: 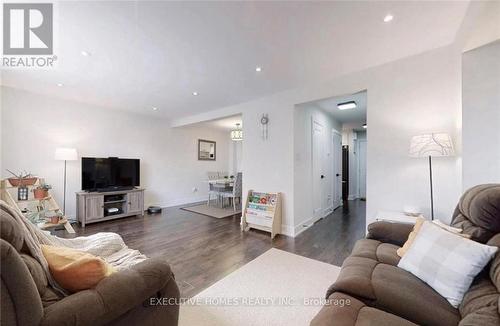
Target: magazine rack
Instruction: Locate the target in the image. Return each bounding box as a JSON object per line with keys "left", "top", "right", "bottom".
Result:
{"left": 241, "top": 190, "right": 282, "bottom": 239}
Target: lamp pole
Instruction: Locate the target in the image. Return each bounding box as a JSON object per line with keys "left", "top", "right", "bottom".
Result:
{"left": 409, "top": 133, "right": 454, "bottom": 222}
{"left": 55, "top": 148, "right": 77, "bottom": 218}
{"left": 63, "top": 159, "right": 67, "bottom": 215}
{"left": 428, "top": 155, "right": 434, "bottom": 220}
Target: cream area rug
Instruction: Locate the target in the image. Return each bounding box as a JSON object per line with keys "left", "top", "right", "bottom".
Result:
{"left": 179, "top": 248, "right": 341, "bottom": 326}
{"left": 181, "top": 203, "right": 241, "bottom": 218}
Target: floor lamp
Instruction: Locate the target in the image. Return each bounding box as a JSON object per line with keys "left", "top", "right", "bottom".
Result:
{"left": 55, "top": 147, "right": 78, "bottom": 216}
{"left": 409, "top": 133, "right": 454, "bottom": 220}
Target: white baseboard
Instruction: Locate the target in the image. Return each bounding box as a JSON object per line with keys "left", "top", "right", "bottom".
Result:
{"left": 66, "top": 214, "right": 77, "bottom": 221}
{"left": 293, "top": 210, "right": 331, "bottom": 237}
{"left": 323, "top": 205, "right": 334, "bottom": 215}
{"left": 281, "top": 224, "right": 295, "bottom": 237}
{"left": 148, "top": 195, "right": 208, "bottom": 209}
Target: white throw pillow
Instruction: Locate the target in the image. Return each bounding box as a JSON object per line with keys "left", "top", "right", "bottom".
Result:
{"left": 397, "top": 221, "right": 497, "bottom": 308}
{"left": 432, "top": 219, "right": 465, "bottom": 235}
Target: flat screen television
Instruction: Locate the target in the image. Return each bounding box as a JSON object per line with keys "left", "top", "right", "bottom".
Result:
{"left": 82, "top": 157, "right": 140, "bottom": 191}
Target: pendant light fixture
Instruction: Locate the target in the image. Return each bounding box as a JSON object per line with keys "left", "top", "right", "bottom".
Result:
{"left": 231, "top": 123, "right": 243, "bottom": 141}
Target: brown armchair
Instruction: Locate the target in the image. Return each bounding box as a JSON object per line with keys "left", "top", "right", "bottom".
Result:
{"left": 1, "top": 207, "right": 180, "bottom": 326}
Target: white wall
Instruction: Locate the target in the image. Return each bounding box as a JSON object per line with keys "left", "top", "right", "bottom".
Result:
{"left": 173, "top": 44, "right": 462, "bottom": 233}
{"left": 462, "top": 40, "right": 500, "bottom": 189}
{"left": 294, "top": 104, "right": 341, "bottom": 235}
{"left": 228, "top": 140, "right": 243, "bottom": 175}
{"left": 1, "top": 87, "right": 230, "bottom": 219}
{"left": 0, "top": 81, "right": 3, "bottom": 176}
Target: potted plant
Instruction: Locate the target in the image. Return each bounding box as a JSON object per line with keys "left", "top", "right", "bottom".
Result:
{"left": 47, "top": 212, "right": 62, "bottom": 224}
{"left": 33, "top": 183, "right": 52, "bottom": 199}
{"left": 27, "top": 207, "right": 62, "bottom": 225}
{"left": 6, "top": 170, "right": 38, "bottom": 187}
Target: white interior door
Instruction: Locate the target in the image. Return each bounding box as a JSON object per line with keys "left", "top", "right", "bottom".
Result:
{"left": 325, "top": 130, "right": 333, "bottom": 211}
{"left": 312, "top": 119, "right": 325, "bottom": 218}
{"left": 332, "top": 131, "right": 342, "bottom": 209}
{"left": 358, "top": 140, "right": 367, "bottom": 199}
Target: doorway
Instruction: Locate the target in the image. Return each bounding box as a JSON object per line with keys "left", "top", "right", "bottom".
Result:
{"left": 358, "top": 139, "right": 367, "bottom": 199}
{"left": 293, "top": 90, "right": 367, "bottom": 234}
{"left": 332, "top": 131, "right": 342, "bottom": 209}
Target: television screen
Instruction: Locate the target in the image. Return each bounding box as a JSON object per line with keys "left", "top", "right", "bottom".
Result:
{"left": 82, "top": 157, "right": 140, "bottom": 191}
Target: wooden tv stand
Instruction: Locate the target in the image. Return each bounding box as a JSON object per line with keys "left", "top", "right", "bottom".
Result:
{"left": 76, "top": 188, "right": 145, "bottom": 227}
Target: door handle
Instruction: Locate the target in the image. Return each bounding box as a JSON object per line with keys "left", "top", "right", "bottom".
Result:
{"left": 336, "top": 173, "right": 340, "bottom": 177}
{"left": 321, "top": 175, "right": 325, "bottom": 179}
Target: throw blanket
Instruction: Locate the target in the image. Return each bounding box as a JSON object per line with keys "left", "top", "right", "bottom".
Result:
{"left": 1, "top": 200, "right": 147, "bottom": 296}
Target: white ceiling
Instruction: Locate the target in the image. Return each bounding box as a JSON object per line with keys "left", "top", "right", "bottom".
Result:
{"left": 195, "top": 114, "right": 243, "bottom": 131}
{"left": 312, "top": 91, "right": 367, "bottom": 124}
{"left": 1, "top": 1, "right": 469, "bottom": 119}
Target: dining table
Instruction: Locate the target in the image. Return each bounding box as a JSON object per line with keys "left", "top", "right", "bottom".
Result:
{"left": 207, "top": 179, "right": 234, "bottom": 207}
{"left": 208, "top": 178, "right": 234, "bottom": 185}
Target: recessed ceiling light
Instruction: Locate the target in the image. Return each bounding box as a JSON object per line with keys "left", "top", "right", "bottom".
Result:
{"left": 383, "top": 14, "right": 394, "bottom": 23}
{"left": 337, "top": 101, "right": 357, "bottom": 110}
{"left": 152, "top": 107, "right": 158, "bottom": 111}
{"left": 57, "top": 83, "right": 64, "bottom": 87}
{"left": 255, "top": 66, "right": 262, "bottom": 72}
{"left": 81, "top": 50, "right": 91, "bottom": 56}
{"left": 192, "top": 91, "right": 199, "bottom": 96}
{"left": 362, "top": 123, "right": 367, "bottom": 129}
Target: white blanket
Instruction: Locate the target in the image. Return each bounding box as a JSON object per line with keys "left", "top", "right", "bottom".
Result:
{"left": 1, "top": 200, "right": 147, "bottom": 296}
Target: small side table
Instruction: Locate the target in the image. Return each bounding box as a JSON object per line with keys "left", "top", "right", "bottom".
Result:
{"left": 375, "top": 211, "right": 424, "bottom": 225}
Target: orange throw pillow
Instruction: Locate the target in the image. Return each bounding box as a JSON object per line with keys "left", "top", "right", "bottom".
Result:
{"left": 397, "top": 219, "right": 470, "bottom": 257}
{"left": 41, "top": 245, "right": 115, "bottom": 292}
{"left": 397, "top": 217, "right": 425, "bottom": 257}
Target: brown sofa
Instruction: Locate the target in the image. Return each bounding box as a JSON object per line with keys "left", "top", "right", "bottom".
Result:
{"left": 312, "top": 184, "right": 500, "bottom": 326}
{"left": 0, "top": 205, "right": 180, "bottom": 326}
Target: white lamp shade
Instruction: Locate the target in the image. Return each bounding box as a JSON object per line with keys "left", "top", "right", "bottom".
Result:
{"left": 409, "top": 133, "right": 455, "bottom": 158}
{"left": 55, "top": 148, "right": 78, "bottom": 161}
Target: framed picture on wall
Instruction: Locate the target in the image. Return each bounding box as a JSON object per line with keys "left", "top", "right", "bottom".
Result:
{"left": 198, "top": 139, "right": 216, "bottom": 161}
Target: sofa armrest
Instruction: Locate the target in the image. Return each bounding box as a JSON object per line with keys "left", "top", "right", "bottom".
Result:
{"left": 366, "top": 221, "right": 413, "bottom": 247}
{"left": 41, "top": 258, "right": 177, "bottom": 326}
{"left": 312, "top": 292, "right": 419, "bottom": 326}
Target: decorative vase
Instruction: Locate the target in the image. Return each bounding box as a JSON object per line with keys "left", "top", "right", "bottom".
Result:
{"left": 33, "top": 189, "right": 49, "bottom": 199}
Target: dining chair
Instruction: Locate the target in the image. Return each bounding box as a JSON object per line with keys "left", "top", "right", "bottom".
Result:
{"left": 207, "top": 172, "right": 220, "bottom": 206}
{"left": 221, "top": 172, "right": 242, "bottom": 211}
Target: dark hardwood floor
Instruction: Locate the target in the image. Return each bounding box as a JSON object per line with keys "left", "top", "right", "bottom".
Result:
{"left": 56, "top": 200, "right": 365, "bottom": 298}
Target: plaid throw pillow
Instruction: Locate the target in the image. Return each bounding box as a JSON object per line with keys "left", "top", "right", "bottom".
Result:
{"left": 398, "top": 221, "right": 497, "bottom": 308}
